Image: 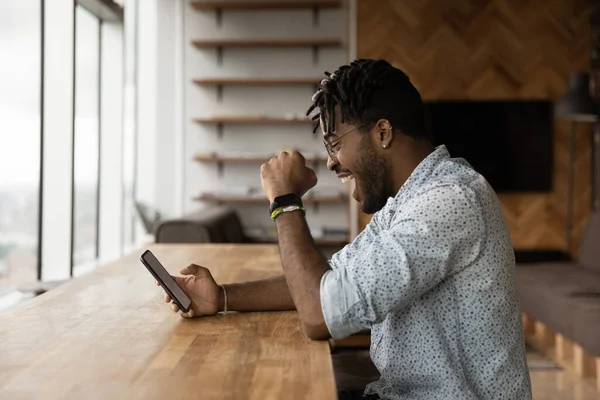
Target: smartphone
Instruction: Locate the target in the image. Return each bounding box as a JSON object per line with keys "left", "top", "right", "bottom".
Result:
{"left": 140, "top": 249, "right": 192, "bottom": 313}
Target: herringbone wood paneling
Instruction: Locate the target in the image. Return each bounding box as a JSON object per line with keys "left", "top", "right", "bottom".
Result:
{"left": 356, "top": 0, "right": 592, "bottom": 255}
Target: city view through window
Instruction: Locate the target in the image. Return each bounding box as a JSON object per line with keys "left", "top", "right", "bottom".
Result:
{"left": 0, "top": 2, "right": 108, "bottom": 293}
{"left": 0, "top": 1, "right": 41, "bottom": 293}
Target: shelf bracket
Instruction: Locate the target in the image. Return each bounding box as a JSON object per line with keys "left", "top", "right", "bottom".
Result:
{"left": 216, "top": 122, "right": 224, "bottom": 139}
{"left": 313, "top": 201, "right": 321, "bottom": 213}
{"left": 312, "top": 7, "right": 320, "bottom": 27}
{"left": 312, "top": 46, "right": 319, "bottom": 65}
{"left": 217, "top": 160, "right": 224, "bottom": 176}
{"left": 216, "top": 9, "right": 223, "bottom": 28}
{"left": 312, "top": 159, "right": 320, "bottom": 171}
{"left": 216, "top": 84, "right": 223, "bottom": 103}
{"left": 217, "top": 46, "right": 224, "bottom": 66}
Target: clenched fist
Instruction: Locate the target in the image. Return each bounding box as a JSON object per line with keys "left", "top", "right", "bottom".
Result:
{"left": 260, "top": 151, "right": 318, "bottom": 202}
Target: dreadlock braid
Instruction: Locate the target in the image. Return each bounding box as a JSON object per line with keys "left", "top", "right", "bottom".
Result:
{"left": 306, "top": 59, "right": 430, "bottom": 141}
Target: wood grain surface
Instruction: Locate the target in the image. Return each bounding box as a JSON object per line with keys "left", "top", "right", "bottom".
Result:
{"left": 0, "top": 244, "right": 337, "bottom": 400}
{"left": 356, "top": 0, "right": 592, "bottom": 256}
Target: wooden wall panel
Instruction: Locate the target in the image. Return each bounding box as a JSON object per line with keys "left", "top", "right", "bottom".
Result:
{"left": 356, "top": 0, "right": 592, "bottom": 255}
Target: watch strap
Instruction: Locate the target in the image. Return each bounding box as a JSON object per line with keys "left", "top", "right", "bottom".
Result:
{"left": 270, "top": 205, "right": 306, "bottom": 220}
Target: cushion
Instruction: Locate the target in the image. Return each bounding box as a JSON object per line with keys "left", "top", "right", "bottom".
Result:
{"left": 569, "top": 295, "right": 600, "bottom": 356}
{"left": 516, "top": 263, "right": 600, "bottom": 355}
{"left": 517, "top": 263, "right": 600, "bottom": 296}
{"left": 154, "top": 206, "right": 248, "bottom": 244}
{"left": 578, "top": 212, "right": 600, "bottom": 272}
{"left": 516, "top": 264, "right": 577, "bottom": 338}
{"left": 154, "top": 220, "right": 211, "bottom": 243}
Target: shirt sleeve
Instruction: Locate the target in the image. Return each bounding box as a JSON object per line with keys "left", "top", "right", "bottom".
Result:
{"left": 320, "top": 183, "right": 487, "bottom": 339}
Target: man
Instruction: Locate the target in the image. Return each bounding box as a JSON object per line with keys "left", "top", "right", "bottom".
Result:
{"left": 159, "top": 59, "right": 532, "bottom": 399}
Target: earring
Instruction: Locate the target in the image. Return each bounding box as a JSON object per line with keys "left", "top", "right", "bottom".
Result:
{"left": 383, "top": 144, "right": 387, "bottom": 148}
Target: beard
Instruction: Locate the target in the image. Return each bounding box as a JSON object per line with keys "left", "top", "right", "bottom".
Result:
{"left": 356, "top": 143, "right": 390, "bottom": 214}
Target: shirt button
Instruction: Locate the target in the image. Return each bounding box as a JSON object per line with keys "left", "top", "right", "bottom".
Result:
{"left": 372, "top": 343, "right": 377, "bottom": 350}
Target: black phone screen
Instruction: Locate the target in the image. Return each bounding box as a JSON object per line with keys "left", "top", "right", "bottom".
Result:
{"left": 141, "top": 250, "right": 192, "bottom": 313}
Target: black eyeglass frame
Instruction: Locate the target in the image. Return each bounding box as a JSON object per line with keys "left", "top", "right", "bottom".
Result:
{"left": 322, "top": 121, "right": 372, "bottom": 160}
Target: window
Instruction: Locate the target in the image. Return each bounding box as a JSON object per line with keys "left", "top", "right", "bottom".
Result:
{"left": 0, "top": 0, "right": 124, "bottom": 300}
{"left": 73, "top": 6, "right": 101, "bottom": 268}
{"left": 0, "top": 1, "right": 41, "bottom": 291}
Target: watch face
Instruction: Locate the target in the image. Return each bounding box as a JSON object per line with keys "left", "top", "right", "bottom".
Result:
{"left": 274, "top": 193, "right": 300, "bottom": 204}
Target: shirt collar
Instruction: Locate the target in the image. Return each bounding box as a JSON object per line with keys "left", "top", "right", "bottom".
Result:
{"left": 391, "top": 145, "right": 450, "bottom": 203}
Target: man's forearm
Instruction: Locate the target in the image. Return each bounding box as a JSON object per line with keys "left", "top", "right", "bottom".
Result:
{"left": 219, "top": 275, "right": 295, "bottom": 312}
{"left": 275, "top": 210, "right": 331, "bottom": 339}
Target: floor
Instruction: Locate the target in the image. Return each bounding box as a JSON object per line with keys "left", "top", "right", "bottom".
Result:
{"left": 528, "top": 347, "right": 599, "bottom": 400}
{"left": 531, "top": 368, "right": 599, "bottom": 400}
{"left": 332, "top": 348, "right": 600, "bottom": 399}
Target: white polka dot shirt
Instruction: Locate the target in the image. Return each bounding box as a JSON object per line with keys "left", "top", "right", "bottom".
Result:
{"left": 320, "top": 145, "right": 532, "bottom": 399}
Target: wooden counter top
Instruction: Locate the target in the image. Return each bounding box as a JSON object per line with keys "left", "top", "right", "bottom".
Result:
{"left": 0, "top": 244, "right": 337, "bottom": 399}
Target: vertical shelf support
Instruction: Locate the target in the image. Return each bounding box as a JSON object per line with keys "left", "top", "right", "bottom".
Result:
{"left": 216, "top": 9, "right": 223, "bottom": 28}
{"left": 216, "top": 84, "right": 224, "bottom": 103}
{"left": 217, "top": 46, "right": 224, "bottom": 66}
{"left": 216, "top": 122, "right": 224, "bottom": 139}
{"left": 312, "top": 7, "right": 320, "bottom": 27}
{"left": 314, "top": 200, "right": 321, "bottom": 213}
{"left": 312, "top": 46, "right": 320, "bottom": 65}
{"left": 217, "top": 160, "right": 224, "bottom": 176}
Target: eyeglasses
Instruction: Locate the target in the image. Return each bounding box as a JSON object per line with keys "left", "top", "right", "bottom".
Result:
{"left": 322, "top": 122, "right": 370, "bottom": 161}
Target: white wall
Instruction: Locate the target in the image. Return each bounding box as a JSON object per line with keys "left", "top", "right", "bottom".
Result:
{"left": 155, "top": 0, "right": 184, "bottom": 218}
{"left": 135, "top": 0, "right": 158, "bottom": 237}
{"left": 183, "top": 1, "right": 351, "bottom": 234}
{"left": 136, "top": 0, "right": 184, "bottom": 224}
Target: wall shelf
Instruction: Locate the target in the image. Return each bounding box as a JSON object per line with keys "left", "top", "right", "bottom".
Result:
{"left": 192, "top": 38, "right": 341, "bottom": 64}
{"left": 193, "top": 77, "right": 321, "bottom": 102}
{"left": 194, "top": 193, "right": 346, "bottom": 205}
{"left": 192, "top": 77, "right": 319, "bottom": 86}
{"left": 194, "top": 153, "right": 327, "bottom": 163}
{"left": 194, "top": 153, "right": 328, "bottom": 175}
{"left": 192, "top": 38, "right": 341, "bottom": 48}
{"left": 190, "top": 1, "right": 342, "bottom": 28}
{"left": 193, "top": 116, "right": 313, "bottom": 137}
{"left": 190, "top": 1, "right": 342, "bottom": 11}
{"left": 193, "top": 116, "right": 312, "bottom": 124}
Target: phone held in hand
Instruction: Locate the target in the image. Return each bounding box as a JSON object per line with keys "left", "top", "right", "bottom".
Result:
{"left": 140, "top": 250, "right": 192, "bottom": 313}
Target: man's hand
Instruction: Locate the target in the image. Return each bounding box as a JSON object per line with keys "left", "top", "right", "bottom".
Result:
{"left": 157, "top": 264, "right": 220, "bottom": 318}
{"left": 260, "top": 151, "right": 318, "bottom": 202}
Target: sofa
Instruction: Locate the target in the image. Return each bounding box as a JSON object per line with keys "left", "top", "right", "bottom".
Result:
{"left": 154, "top": 206, "right": 252, "bottom": 244}
{"left": 516, "top": 212, "right": 600, "bottom": 357}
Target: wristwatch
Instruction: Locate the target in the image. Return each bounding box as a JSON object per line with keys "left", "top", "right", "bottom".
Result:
{"left": 269, "top": 193, "right": 303, "bottom": 214}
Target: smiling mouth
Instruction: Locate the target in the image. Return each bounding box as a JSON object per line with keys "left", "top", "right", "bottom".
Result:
{"left": 337, "top": 173, "right": 354, "bottom": 183}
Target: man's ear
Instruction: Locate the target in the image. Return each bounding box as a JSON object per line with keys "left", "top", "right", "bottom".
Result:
{"left": 374, "top": 119, "right": 393, "bottom": 149}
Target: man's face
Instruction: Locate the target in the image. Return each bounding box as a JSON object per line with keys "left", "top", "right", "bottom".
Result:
{"left": 324, "top": 109, "right": 391, "bottom": 214}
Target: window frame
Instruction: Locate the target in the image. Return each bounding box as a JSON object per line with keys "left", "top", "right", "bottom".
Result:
{"left": 71, "top": 4, "right": 102, "bottom": 274}
{"left": 39, "top": 0, "right": 125, "bottom": 282}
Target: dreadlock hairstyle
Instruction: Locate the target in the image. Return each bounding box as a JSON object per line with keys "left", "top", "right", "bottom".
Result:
{"left": 306, "top": 59, "right": 430, "bottom": 142}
